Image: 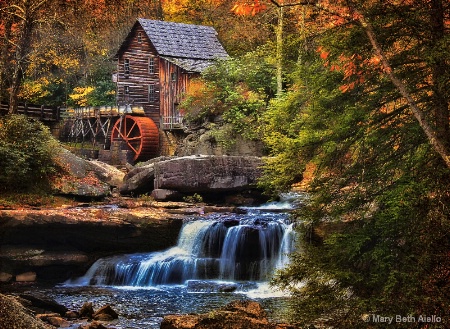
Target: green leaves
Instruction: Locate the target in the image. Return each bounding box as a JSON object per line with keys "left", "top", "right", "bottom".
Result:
{"left": 0, "top": 115, "right": 60, "bottom": 191}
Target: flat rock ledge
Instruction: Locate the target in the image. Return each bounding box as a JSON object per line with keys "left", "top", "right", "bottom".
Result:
{"left": 160, "top": 300, "right": 297, "bottom": 329}
{"left": 0, "top": 205, "right": 185, "bottom": 282}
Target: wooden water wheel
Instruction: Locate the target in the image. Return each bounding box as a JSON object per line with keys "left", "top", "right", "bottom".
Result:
{"left": 111, "top": 115, "right": 159, "bottom": 162}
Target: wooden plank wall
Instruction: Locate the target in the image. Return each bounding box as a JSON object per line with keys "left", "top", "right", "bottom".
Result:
{"left": 116, "top": 25, "right": 161, "bottom": 126}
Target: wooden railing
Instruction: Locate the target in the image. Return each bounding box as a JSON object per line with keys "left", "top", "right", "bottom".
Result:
{"left": 0, "top": 102, "right": 63, "bottom": 121}
{"left": 161, "top": 115, "right": 184, "bottom": 130}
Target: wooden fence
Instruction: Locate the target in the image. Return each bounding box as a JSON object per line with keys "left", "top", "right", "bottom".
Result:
{"left": 0, "top": 102, "right": 63, "bottom": 121}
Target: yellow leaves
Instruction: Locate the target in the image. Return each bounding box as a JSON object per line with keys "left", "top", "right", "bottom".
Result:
{"left": 69, "top": 86, "right": 95, "bottom": 107}
{"left": 18, "top": 78, "right": 52, "bottom": 102}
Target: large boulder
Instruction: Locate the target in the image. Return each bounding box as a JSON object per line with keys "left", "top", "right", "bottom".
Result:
{"left": 154, "top": 155, "right": 263, "bottom": 193}
{"left": 0, "top": 294, "right": 49, "bottom": 329}
{"left": 52, "top": 148, "right": 125, "bottom": 198}
{"left": 120, "top": 156, "right": 174, "bottom": 195}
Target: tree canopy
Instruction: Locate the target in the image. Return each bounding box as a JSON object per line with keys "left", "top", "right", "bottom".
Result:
{"left": 232, "top": 0, "right": 450, "bottom": 327}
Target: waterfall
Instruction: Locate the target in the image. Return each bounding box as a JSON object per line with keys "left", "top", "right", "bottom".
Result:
{"left": 69, "top": 204, "right": 297, "bottom": 287}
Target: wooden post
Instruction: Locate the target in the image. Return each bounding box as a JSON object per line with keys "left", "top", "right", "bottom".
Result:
{"left": 40, "top": 105, "right": 44, "bottom": 119}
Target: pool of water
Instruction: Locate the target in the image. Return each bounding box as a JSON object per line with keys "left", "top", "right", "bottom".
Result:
{"left": 31, "top": 282, "right": 292, "bottom": 328}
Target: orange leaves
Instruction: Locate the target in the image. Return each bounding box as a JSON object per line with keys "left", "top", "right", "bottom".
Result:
{"left": 317, "top": 46, "right": 370, "bottom": 93}
{"left": 231, "top": 0, "right": 267, "bottom": 16}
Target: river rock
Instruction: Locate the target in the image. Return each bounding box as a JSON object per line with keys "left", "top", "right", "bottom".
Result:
{"left": 0, "top": 293, "right": 49, "bottom": 329}
{"left": 160, "top": 300, "right": 292, "bottom": 329}
{"left": 80, "top": 321, "right": 110, "bottom": 329}
{"left": 19, "top": 293, "right": 68, "bottom": 315}
{"left": 154, "top": 155, "right": 263, "bottom": 193}
{"left": 42, "top": 315, "right": 69, "bottom": 327}
{"left": 79, "top": 302, "right": 95, "bottom": 318}
{"left": 92, "top": 304, "right": 119, "bottom": 321}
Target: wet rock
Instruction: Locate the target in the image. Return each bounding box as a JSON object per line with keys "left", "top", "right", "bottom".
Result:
{"left": 79, "top": 321, "right": 110, "bottom": 329}
{"left": 19, "top": 293, "right": 68, "bottom": 315}
{"left": 65, "top": 310, "right": 80, "bottom": 319}
{"left": 44, "top": 315, "right": 69, "bottom": 327}
{"left": 203, "top": 206, "right": 237, "bottom": 213}
{"left": 186, "top": 280, "right": 239, "bottom": 293}
{"left": 222, "top": 219, "right": 240, "bottom": 228}
{"left": 79, "top": 302, "right": 95, "bottom": 318}
{"left": 160, "top": 300, "right": 289, "bottom": 329}
{"left": 224, "top": 300, "right": 268, "bottom": 319}
{"left": 92, "top": 304, "right": 118, "bottom": 321}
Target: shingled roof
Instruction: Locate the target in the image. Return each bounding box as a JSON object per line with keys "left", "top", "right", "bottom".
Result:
{"left": 117, "top": 19, "right": 228, "bottom": 73}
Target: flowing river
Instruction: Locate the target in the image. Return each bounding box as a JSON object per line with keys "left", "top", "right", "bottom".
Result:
{"left": 32, "top": 194, "right": 304, "bottom": 328}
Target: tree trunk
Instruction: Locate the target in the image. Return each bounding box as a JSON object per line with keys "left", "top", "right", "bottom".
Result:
{"left": 276, "top": 6, "right": 283, "bottom": 96}
{"left": 429, "top": 0, "right": 449, "bottom": 148}
{"left": 7, "top": 5, "right": 35, "bottom": 114}
{"left": 357, "top": 11, "right": 450, "bottom": 169}
{"left": 0, "top": 18, "right": 13, "bottom": 103}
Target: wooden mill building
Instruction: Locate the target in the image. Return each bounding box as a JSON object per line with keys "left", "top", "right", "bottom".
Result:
{"left": 66, "top": 19, "right": 228, "bottom": 164}
{"left": 115, "top": 18, "right": 229, "bottom": 130}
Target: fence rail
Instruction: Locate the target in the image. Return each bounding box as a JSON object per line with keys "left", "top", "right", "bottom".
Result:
{"left": 0, "top": 102, "right": 62, "bottom": 121}
{"left": 161, "top": 115, "right": 184, "bottom": 130}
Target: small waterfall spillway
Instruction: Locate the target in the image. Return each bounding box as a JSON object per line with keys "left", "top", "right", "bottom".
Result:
{"left": 70, "top": 196, "right": 299, "bottom": 290}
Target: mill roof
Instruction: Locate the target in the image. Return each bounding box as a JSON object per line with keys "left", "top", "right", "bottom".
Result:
{"left": 117, "top": 19, "right": 228, "bottom": 72}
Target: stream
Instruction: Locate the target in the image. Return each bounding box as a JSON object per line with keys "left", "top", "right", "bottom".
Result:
{"left": 28, "top": 193, "right": 305, "bottom": 328}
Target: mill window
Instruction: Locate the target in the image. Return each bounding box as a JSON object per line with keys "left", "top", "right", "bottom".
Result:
{"left": 148, "top": 84, "right": 156, "bottom": 102}
{"left": 137, "top": 32, "right": 142, "bottom": 43}
{"left": 124, "top": 59, "right": 130, "bottom": 75}
{"left": 148, "top": 57, "right": 155, "bottom": 74}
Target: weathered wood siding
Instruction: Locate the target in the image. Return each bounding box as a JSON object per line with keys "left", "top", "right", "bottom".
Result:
{"left": 116, "top": 24, "right": 200, "bottom": 130}
{"left": 159, "top": 59, "right": 198, "bottom": 128}
{"left": 116, "top": 25, "right": 160, "bottom": 125}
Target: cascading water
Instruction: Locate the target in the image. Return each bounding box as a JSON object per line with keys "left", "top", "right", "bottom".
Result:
{"left": 69, "top": 195, "right": 299, "bottom": 289}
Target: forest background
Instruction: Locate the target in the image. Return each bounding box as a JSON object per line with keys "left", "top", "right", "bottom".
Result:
{"left": 1, "top": 0, "right": 449, "bottom": 328}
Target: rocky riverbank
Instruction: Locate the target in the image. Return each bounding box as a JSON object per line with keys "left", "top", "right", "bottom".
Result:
{"left": 0, "top": 292, "right": 298, "bottom": 329}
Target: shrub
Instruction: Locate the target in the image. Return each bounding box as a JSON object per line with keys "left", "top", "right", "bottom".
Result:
{"left": 0, "top": 115, "right": 60, "bottom": 191}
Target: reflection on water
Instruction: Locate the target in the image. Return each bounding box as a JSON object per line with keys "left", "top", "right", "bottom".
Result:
{"left": 37, "top": 284, "right": 292, "bottom": 329}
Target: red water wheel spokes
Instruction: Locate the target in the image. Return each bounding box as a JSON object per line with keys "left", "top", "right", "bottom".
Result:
{"left": 111, "top": 115, "right": 159, "bottom": 162}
